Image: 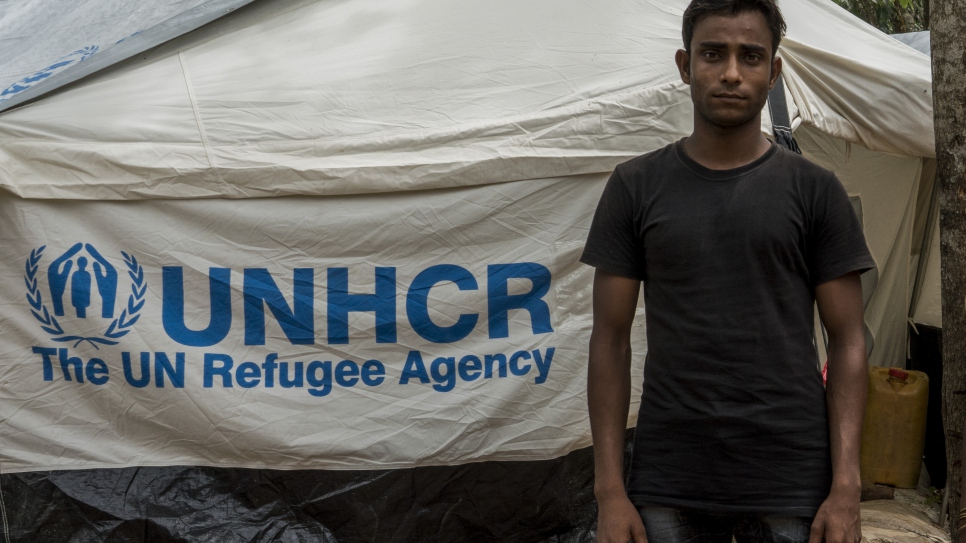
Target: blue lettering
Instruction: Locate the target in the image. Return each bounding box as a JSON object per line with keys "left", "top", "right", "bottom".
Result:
{"left": 509, "top": 350, "right": 531, "bottom": 376}
{"left": 262, "top": 353, "right": 279, "bottom": 388}
{"left": 58, "top": 348, "right": 83, "bottom": 382}
{"left": 430, "top": 356, "right": 456, "bottom": 392}
{"left": 32, "top": 347, "right": 56, "bottom": 381}
{"left": 236, "top": 361, "right": 261, "bottom": 388}
{"left": 335, "top": 360, "right": 359, "bottom": 387}
{"left": 484, "top": 353, "right": 507, "bottom": 378}
{"left": 406, "top": 264, "right": 479, "bottom": 343}
{"left": 487, "top": 263, "right": 553, "bottom": 339}
{"left": 399, "top": 350, "right": 430, "bottom": 384}
{"left": 361, "top": 360, "right": 385, "bottom": 386}
{"left": 457, "top": 355, "right": 482, "bottom": 381}
{"left": 327, "top": 267, "right": 396, "bottom": 344}
{"left": 163, "top": 267, "right": 232, "bottom": 347}
{"left": 532, "top": 347, "right": 555, "bottom": 384}
{"left": 123, "top": 352, "right": 151, "bottom": 388}
{"left": 279, "top": 361, "right": 304, "bottom": 388}
{"left": 244, "top": 268, "right": 314, "bottom": 345}
{"left": 85, "top": 357, "right": 109, "bottom": 385}
{"left": 154, "top": 352, "right": 185, "bottom": 388}
{"left": 204, "top": 353, "right": 234, "bottom": 388}
{"left": 307, "top": 360, "right": 332, "bottom": 397}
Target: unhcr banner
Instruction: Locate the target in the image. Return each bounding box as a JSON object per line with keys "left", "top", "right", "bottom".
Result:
{"left": 0, "top": 175, "right": 646, "bottom": 473}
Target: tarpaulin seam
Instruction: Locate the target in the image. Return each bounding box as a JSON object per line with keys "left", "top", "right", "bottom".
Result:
{"left": 0, "top": 470, "right": 10, "bottom": 543}
{"left": 178, "top": 50, "right": 231, "bottom": 195}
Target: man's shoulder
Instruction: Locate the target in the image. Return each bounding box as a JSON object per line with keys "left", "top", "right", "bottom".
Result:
{"left": 614, "top": 141, "right": 679, "bottom": 180}
{"left": 770, "top": 144, "right": 835, "bottom": 182}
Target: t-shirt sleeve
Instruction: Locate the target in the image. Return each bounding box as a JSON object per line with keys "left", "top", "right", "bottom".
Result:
{"left": 580, "top": 167, "right": 645, "bottom": 280}
{"left": 808, "top": 173, "right": 877, "bottom": 285}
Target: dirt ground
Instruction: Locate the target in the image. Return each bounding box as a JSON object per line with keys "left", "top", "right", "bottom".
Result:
{"left": 862, "top": 483, "right": 949, "bottom": 543}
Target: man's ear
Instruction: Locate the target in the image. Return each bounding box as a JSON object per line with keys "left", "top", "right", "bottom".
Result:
{"left": 768, "top": 54, "right": 783, "bottom": 90}
{"left": 675, "top": 49, "right": 691, "bottom": 85}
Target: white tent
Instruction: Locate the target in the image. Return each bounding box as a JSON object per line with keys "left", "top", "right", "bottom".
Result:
{"left": 0, "top": 0, "right": 935, "bottom": 473}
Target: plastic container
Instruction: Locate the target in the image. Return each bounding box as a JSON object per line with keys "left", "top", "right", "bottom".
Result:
{"left": 859, "top": 367, "right": 929, "bottom": 488}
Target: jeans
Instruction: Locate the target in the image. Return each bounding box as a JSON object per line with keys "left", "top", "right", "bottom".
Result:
{"left": 638, "top": 506, "right": 813, "bottom": 543}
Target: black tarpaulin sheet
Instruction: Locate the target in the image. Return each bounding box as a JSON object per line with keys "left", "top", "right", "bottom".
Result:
{"left": 0, "top": 432, "right": 635, "bottom": 542}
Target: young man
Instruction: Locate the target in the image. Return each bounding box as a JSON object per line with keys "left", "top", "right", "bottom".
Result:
{"left": 580, "top": 1, "right": 874, "bottom": 542}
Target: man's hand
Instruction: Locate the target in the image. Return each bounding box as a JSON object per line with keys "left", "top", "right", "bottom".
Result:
{"left": 597, "top": 493, "right": 647, "bottom": 543}
{"left": 808, "top": 484, "right": 861, "bottom": 543}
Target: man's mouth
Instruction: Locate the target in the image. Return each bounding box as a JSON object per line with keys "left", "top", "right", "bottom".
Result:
{"left": 713, "top": 93, "right": 746, "bottom": 100}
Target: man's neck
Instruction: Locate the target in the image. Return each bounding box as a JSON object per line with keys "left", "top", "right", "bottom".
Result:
{"left": 682, "top": 115, "right": 773, "bottom": 170}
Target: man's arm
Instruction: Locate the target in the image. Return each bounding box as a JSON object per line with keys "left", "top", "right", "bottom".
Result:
{"left": 588, "top": 269, "right": 646, "bottom": 543}
{"left": 810, "top": 271, "right": 867, "bottom": 543}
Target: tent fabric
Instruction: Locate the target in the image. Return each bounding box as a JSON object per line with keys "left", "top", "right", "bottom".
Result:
{"left": 0, "top": 0, "right": 938, "bottom": 475}
{"left": 891, "top": 31, "right": 931, "bottom": 56}
{"left": 0, "top": 0, "right": 933, "bottom": 201}
{"left": 0, "top": 177, "right": 647, "bottom": 472}
{"left": 0, "top": 0, "right": 255, "bottom": 113}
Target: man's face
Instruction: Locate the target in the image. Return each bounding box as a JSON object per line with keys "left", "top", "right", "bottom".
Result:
{"left": 676, "top": 10, "right": 781, "bottom": 130}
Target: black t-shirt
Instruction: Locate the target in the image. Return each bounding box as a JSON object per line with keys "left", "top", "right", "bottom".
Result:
{"left": 580, "top": 139, "right": 875, "bottom": 516}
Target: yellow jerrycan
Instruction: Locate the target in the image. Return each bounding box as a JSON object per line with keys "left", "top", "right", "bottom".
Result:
{"left": 859, "top": 367, "right": 929, "bottom": 488}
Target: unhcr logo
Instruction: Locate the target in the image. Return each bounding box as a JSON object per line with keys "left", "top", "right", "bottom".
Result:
{"left": 24, "top": 248, "right": 559, "bottom": 392}
{"left": 25, "top": 243, "right": 146, "bottom": 348}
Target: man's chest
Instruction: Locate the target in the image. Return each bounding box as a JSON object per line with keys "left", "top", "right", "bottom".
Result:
{"left": 634, "top": 176, "right": 810, "bottom": 280}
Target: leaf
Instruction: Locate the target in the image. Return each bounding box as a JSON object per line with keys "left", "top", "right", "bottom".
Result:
{"left": 121, "top": 313, "right": 140, "bottom": 329}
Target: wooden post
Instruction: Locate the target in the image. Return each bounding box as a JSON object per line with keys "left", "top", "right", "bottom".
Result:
{"left": 933, "top": 0, "right": 966, "bottom": 538}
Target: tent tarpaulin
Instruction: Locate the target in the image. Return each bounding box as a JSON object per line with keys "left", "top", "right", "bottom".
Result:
{"left": 0, "top": 0, "right": 255, "bottom": 113}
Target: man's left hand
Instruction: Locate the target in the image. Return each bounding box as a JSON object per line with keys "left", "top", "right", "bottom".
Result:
{"left": 808, "top": 485, "right": 862, "bottom": 543}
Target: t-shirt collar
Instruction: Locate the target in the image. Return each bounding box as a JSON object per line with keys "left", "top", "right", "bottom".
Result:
{"left": 674, "top": 137, "right": 780, "bottom": 181}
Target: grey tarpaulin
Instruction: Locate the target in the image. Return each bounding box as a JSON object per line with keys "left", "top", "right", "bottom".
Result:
{"left": 0, "top": 0, "right": 254, "bottom": 112}
{"left": 0, "top": 431, "right": 635, "bottom": 542}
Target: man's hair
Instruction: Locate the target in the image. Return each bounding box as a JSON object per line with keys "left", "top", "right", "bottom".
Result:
{"left": 681, "top": 0, "right": 787, "bottom": 56}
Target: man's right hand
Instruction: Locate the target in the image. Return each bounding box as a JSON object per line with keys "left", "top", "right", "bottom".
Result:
{"left": 596, "top": 493, "right": 647, "bottom": 543}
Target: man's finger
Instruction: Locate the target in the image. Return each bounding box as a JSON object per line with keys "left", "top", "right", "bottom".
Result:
{"left": 807, "top": 515, "right": 825, "bottom": 543}
{"left": 631, "top": 522, "right": 648, "bottom": 543}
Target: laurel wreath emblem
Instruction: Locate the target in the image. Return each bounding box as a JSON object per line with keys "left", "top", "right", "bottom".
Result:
{"left": 25, "top": 246, "right": 146, "bottom": 349}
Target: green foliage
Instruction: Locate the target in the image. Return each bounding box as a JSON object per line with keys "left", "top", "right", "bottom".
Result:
{"left": 925, "top": 486, "right": 943, "bottom": 506}
{"left": 830, "top": 0, "right": 927, "bottom": 33}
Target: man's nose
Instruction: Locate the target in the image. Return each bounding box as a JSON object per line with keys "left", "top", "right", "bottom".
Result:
{"left": 721, "top": 55, "right": 742, "bottom": 83}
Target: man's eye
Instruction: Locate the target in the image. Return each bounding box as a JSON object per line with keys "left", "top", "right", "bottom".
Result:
{"left": 745, "top": 54, "right": 762, "bottom": 62}
{"left": 704, "top": 51, "right": 720, "bottom": 59}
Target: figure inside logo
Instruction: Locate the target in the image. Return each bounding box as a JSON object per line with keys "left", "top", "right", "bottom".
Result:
{"left": 47, "top": 243, "right": 118, "bottom": 319}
